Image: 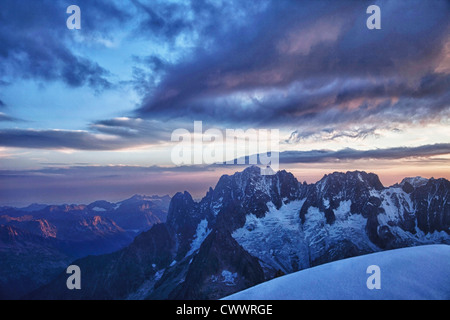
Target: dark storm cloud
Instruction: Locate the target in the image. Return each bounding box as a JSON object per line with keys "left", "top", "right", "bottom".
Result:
{"left": 135, "top": 0, "right": 450, "bottom": 130}
{"left": 0, "top": 0, "right": 128, "bottom": 90}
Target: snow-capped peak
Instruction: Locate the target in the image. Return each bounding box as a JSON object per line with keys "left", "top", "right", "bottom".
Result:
{"left": 400, "top": 177, "right": 429, "bottom": 188}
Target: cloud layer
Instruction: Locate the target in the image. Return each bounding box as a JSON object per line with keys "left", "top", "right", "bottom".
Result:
{"left": 134, "top": 0, "right": 449, "bottom": 138}
{"left": 279, "top": 143, "right": 450, "bottom": 164}
{"left": 0, "top": 0, "right": 129, "bottom": 90}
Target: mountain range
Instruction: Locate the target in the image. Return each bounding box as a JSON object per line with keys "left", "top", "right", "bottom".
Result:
{"left": 22, "top": 166, "right": 449, "bottom": 300}
{"left": 0, "top": 194, "right": 170, "bottom": 299}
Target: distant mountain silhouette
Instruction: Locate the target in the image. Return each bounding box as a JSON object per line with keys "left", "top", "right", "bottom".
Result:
{"left": 0, "top": 194, "right": 170, "bottom": 299}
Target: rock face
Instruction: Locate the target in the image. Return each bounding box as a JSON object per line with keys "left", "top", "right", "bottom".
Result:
{"left": 29, "top": 167, "right": 449, "bottom": 300}
{"left": 27, "top": 223, "right": 175, "bottom": 300}
{"left": 410, "top": 179, "right": 449, "bottom": 234}
{"left": 169, "top": 229, "right": 265, "bottom": 300}
{"left": 299, "top": 171, "right": 384, "bottom": 224}
{"left": 0, "top": 225, "right": 72, "bottom": 299}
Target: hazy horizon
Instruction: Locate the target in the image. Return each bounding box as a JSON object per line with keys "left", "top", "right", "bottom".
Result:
{"left": 1, "top": 165, "right": 447, "bottom": 207}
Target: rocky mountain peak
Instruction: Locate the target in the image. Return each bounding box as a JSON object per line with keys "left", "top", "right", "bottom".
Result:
{"left": 400, "top": 176, "right": 429, "bottom": 188}
{"left": 21, "top": 167, "right": 450, "bottom": 301}
{"left": 318, "top": 171, "right": 384, "bottom": 191}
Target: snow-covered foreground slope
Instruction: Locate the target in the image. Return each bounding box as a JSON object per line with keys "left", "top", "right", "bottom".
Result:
{"left": 223, "top": 245, "right": 450, "bottom": 300}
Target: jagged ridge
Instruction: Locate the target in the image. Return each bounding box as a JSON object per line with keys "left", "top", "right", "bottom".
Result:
{"left": 28, "top": 166, "right": 449, "bottom": 300}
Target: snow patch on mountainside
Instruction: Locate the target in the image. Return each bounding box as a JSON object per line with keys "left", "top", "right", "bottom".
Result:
{"left": 304, "top": 205, "right": 378, "bottom": 263}
{"left": 333, "top": 200, "right": 352, "bottom": 221}
{"left": 127, "top": 269, "right": 166, "bottom": 300}
{"left": 211, "top": 197, "right": 223, "bottom": 216}
{"left": 380, "top": 187, "right": 413, "bottom": 220}
{"left": 210, "top": 270, "right": 238, "bottom": 286}
{"left": 91, "top": 207, "right": 107, "bottom": 212}
{"left": 376, "top": 187, "right": 448, "bottom": 244}
{"left": 401, "top": 177, "right": 429, "bottom": 188}
{"left": 186, "top": 219, "right": 211, "bottom": 257}
{"left": 223, "top": 245, "right": 450, "bottom": 300}
{"left": 232, "top": 200, "right": 309, "bottom": 274}
{"left": 233, "top": 198, "right": 383, "bottom": 275}
{"left": 221, "top": 270, "right": 237, "bottom": 285}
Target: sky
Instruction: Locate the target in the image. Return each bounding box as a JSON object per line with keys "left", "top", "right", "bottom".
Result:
{"left": 0, "top": 0, "right": 449, "bottom": 206}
